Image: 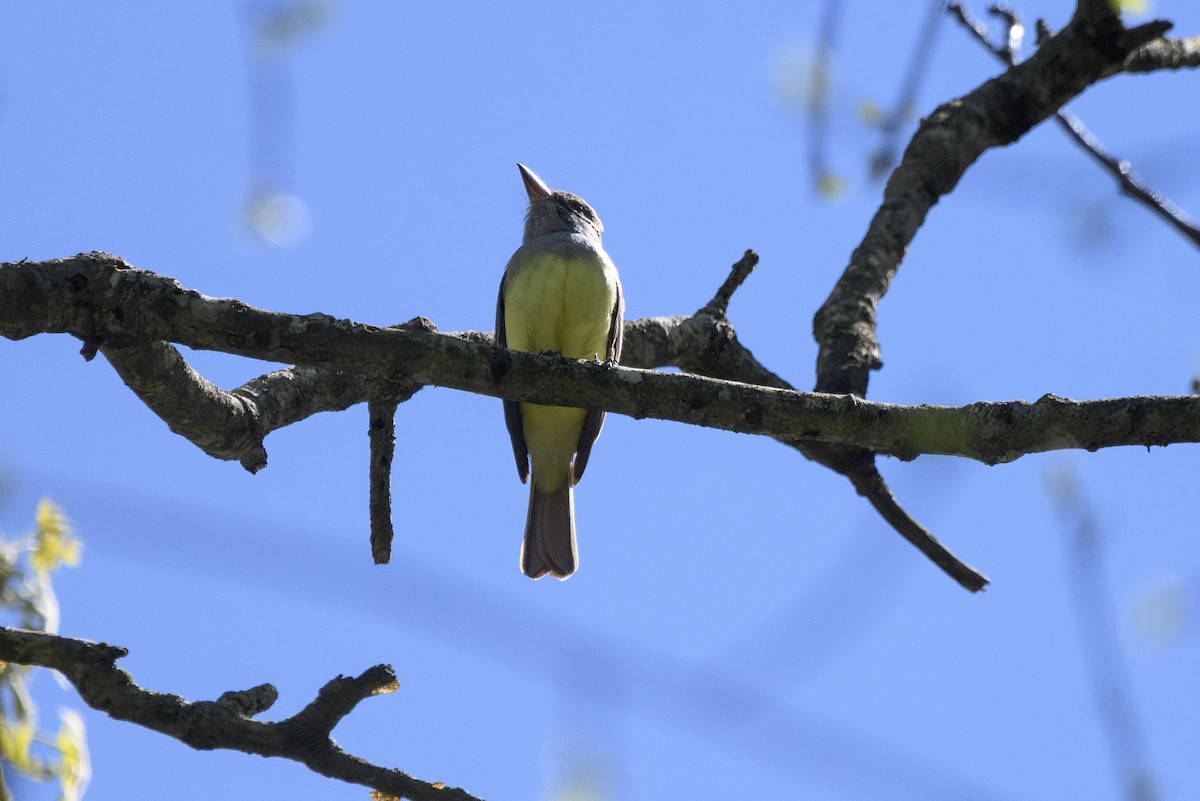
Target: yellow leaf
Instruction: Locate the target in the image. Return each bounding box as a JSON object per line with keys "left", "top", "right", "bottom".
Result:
{"left": 32, "top": 499, "right": 82, "bottom": 574}
{"left": 55, "top": 708, "right": 91, "bottom": 801}
{"left": 817, "top": 172, "right": 848, "bottom": 198}
{"left": 0, "top": 717, "right": 36, "bottom": 769}
{"left": 856, "top": 99, "right": 883, "bottom": 128}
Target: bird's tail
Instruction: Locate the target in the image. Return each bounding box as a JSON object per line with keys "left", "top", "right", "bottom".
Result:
{"left": 521, "top": 480, "right": 576, "bottom": 580}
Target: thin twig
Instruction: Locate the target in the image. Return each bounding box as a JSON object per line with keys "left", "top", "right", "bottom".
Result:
{"left": 857, "top": 469, "right": 987, "bottom": 591}
{"left": 701, "top": 249, "right": 759, "bottom": 318}
{"left": 807, "top": 0, "right": 846, "bottom": 194}
{"left": 870, "top": 0, "right": 949, "bottom": 180}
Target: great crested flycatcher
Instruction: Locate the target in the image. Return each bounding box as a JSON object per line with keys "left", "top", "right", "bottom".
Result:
{"left": 496, "top": 164, "right": 624, "bottom": 579}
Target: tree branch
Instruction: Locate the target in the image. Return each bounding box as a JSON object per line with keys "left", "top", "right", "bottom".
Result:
{"left": 812, "top": 2, "right": 1168, "bottom": 400}
{"left": 1123, "top": 34, "right": 1200, "bottom": 72}
{"left": 368, "top": 397, "right": 399, "bottom": 564}
{"left": 5, "top": 253, "right": 1198, "bottom": 463}
{"left": 800, "top": 2, "right": 1178, "bottom": 590}
{"left": 947, "top": 3, "right": 1200, "bottom": 249}
{"left": 0, "top": 627, "right": 479, "bottom": 801}
{"left": 8, "top": 252, "right": 1200, "bottom": 590}
{"left": 100, "top": 342, "right": 376, "bottom": 472}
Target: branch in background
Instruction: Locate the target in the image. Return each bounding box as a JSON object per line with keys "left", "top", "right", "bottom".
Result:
{"left": 948, "top": 3, "right": 1200, "bottom": 250}
{"left": 806, "top": 0, "right": 846, "bottom": 195}
{"left": 0, "top": 627, "right": 479, "bottom": 801}
{"left": 238, "top": 0, "right": 332, "bottom": 247}
{"left": 803, "top": 3, "right": 1172, "bottom": 592}
{"left": 1046, "top": 468, "right": 1159, "bottom": 801}
{"left": 869, "top": 0, "right": 949, "bottom": 181}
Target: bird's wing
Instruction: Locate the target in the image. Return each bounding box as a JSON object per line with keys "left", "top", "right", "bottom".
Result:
{"left": 497, "top": 269, "right": 529, "bottom": 484}
{"left": 572, "top": 277, "right": 624, "bottom": 484}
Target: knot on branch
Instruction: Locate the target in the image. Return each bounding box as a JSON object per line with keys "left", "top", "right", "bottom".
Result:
{"left": 216, "top": 683, "right": 280, "bottom": 717}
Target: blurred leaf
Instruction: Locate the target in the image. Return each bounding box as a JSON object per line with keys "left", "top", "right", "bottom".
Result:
{"left": 856, "top": 99, "right": 883, "bottom": 128}
{"left": 54, "top": 708, "right": 90, "bottom": 801}
{"left": 551, "top": 771, "right": 609, "bottom": 801}
{"left": 0, "top": 717, "right": 36, "bottom": 773}
{"left": 771, "top": 48, "right": 818, "bottom": 113}
{"left": 0, "top": 501, "right": 86, "bottom": 796}
{"left": 245, "top": 187, "right": 313, "bottom": 248}
{"left": 32, "top": 499, "right": 81, "bottom": 575}
{"left": 1132, "top": 578, "right": 1193, "bottom": 645}
{"left": 817, "top": 172, "right": 848, "bottom": 198}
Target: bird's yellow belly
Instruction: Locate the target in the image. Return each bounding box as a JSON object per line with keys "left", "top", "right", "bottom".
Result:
{"left": 504, "top": 253, "right": 617, "bottom": 492}
{"left": 503, "top": 257, "right": 616, "bottom": 360}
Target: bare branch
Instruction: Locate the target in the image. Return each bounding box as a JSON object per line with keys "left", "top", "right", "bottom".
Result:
{"left": 869, "top": 0, "right": 949, "bottom": 180}
{"left": 639, "top": 255, "right": 987, "bottom": 591}
{"left": 813, "top": 2, "right": 1167, "bottom": 401}
{"left": 368, "top": 397, "right": 399, "bottom": 564}
{"left": 101, "top": 342, "right": 376, "bottom": 472}
{"left": 1048, "top": 470, "right": 1160, "bottom": 801}
{"left": 948, "top": 2, "right": 1200, "bottom": 249}
{"left": 700, "top": 249, "right": 758, "bottom": 319}
{"left": 100, "top": 340, "right": 275, "bottom": 472}
{"left": 806, "top": 0, "right": 846, "bottom": 195}
{"left": 1124, "top": 35, "right": 1200, "bottom": 72}
{"left": 858, "top": 466, "right": 987, "bottom": 591}
{"left": 0, "top": 627, "right": 478, "bottom": 801}
{"left": 800, "top": 4, "right": 1185, "bottom": 590}
{"left": 1055, "top": 108, "right": 1200, "bottom": 248}
{"left": 10, "top": 253, "right": 1200, "bottom": 589}
{"left": 10, "top": 253, "right": 1197, "bottom": 462}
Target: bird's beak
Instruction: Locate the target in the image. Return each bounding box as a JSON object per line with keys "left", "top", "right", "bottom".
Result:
{"left": 517, "top": 164, "right": 553, "bottom": 202}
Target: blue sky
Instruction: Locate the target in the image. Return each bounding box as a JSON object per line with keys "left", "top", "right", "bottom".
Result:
{"left": 2, "top": 2, "right": 1199, "bottom": 800}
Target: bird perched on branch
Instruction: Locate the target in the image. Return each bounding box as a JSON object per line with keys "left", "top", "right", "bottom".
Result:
{"left": 496, "top": 164, "right": 624, "bottom": 579}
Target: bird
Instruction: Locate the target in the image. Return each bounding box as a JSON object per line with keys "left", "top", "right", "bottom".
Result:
{"left": 496, "top": 164, "right": 624, "bottom": 580}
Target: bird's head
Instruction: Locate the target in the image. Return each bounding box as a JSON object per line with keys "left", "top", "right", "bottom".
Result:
{"left": 517, "top": 164, "right": 604, "bottom": 241}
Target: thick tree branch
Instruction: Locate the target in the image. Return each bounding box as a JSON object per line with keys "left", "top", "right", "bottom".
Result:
{"left": 0, "top": 627, "right": 479, "bottom": 801}
{"left": 8, "top": 252, "right": 1200, "bottom": 591}
{"left": 3, "top": 254, "right": 1198, "bottom": 464}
